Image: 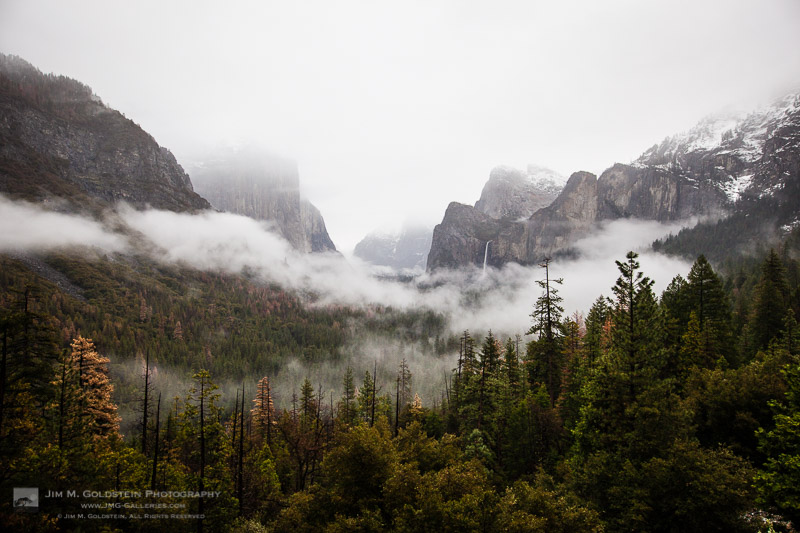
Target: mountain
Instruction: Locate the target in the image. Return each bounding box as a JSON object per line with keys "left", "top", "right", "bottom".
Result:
{"left": 474, "top": 165, "right": 564, "bottom": 220}
{"left": 648, "top": 94, "right": 800, "bottom": 264}
{"left": 427, "top": 93, "right": 800, "bottom": 270}
{"left": 426, "top": 165, "right": 565, "bottom": 270}
{"left": 0, "top": 54, "right": 209, "bottom": 213}
{"left": 354, "top": 225, "right": 433, "bottom": 271}
{"left": 188, "top": 150, "right": 337, "bottom": 253}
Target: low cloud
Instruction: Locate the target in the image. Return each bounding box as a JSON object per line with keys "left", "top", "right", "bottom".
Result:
{"left": 3, "top": 196, "right": 696, "bottom": 342}
{"left": 0, "top": 196, "right": 126, "bottom": 253}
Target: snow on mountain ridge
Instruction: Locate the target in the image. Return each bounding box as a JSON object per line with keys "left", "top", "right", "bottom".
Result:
{"left": 636, "top": 92, "right": 800, "bottom": 168}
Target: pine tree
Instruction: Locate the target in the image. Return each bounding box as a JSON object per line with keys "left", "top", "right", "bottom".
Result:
{"left": 398, "top": 358, "right": 413, "bottom": 409}
{"left": 566, "top": 253, "right": 754, "bottom": 531}
{"left": 300, "top": 377, "right": 316, "bottom": 429}
{"left": 583, "top": 296, "right": 610, "bottom": 363}
{"left": 51, "top": 347, "right": 91, "bottom": 451}
{"left": 358, "top": 370, "right": 376, "bottom": 426}
{"left": 179, "top": 370, "right": 235, "bottom": 530}
{"left": 503, "top": 336, "right": 522, "bottom": 400}
{"left": 339, "top": 366, "right": 358, "bottom": 426}
{"left": 477, "top": 331, "right": 503, "bottom": 431}
{"left": 456, "top": 331, "right": 482, "bottom": 433}
{"left": 756, "top": 361, "right": 800, "bottom": 525}
{"left": 70, "top": 336, "right": 119, "bottom": 437}
{"left": 139, "top": 349, "right": 153, "bottom": 455}
{"left": 680, "top": 311, "right": 718, "bottom": 373}
{"left": 0, "top": 286, "right": 57, "bottom": 453}
{"left": 526, "top": 258, "right": 565, "bottom": 405}
{"left": 609, "top": 251, "right": 663, "bottom": 403}
{"left": 251, "top": 376, "right": 274, "bottom": 444}
{"left": 685, "top": 255, "right": 733, "bottom": 363}
{"left": 173, "top": 320, "right": 184, "bottom": 342}
{"left": 559, "top": 314, "right": 586, "bottom": 430}
{"left": 749, "top": 249, "right": 792, "bottom": 353}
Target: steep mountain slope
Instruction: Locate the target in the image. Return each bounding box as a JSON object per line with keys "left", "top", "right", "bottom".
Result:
{"left": 651, "top": 94, "right": 800, "bottom": 263}
{"left": 354, "top": 225, "right": 432, "bottom": 271}
{"left": 474, "top": 165, "right": 564, "bottom": 220}
{"left": 189, "top": 151, "right": 337, "bottom": 253}
{"left": 426, "top": 165, "right": 565, "bottom": 270}
{"left": 428, "top": 93, "right": 800, "bottom": 270}
{"left": 0, "top": 54, "right": 209, "bottom": 213}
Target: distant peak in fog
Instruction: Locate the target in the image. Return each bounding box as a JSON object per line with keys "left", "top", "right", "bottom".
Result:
{"left": 475, "top": 164, "right": 565, "bottom": 220}
{"left": 354, "top": 225, "right": 433, "bottom": 273}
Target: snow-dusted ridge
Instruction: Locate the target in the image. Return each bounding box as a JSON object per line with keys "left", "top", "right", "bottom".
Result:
{"left": 631, "top": 91, "right": 800, "bottom": 203}
{"left": 637, "top": 93, "right": 799, "bottom": 168}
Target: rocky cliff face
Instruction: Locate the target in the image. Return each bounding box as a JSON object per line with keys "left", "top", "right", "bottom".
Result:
{"left": 474, "top": 165, "right": 564, "bottom": 220}
{"left": 354, "top": 226, "right": 433, "bottom": 271}
{"left": 653, "top": 93, "right": 800, "bottom": 262}
{"left": 426, "top": 165, "right": 565, "bottom": 270}
{"left": 189, "top": 151, "right": 336, "bottom": 253}
{"left": 0, "top": 54, "right": 209, "bottom": 213}
{"left": 426, "top": 95, "right": 800, "bottom": 270}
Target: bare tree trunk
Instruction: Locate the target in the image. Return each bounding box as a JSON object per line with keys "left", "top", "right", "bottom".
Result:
{"left": 238, "top": 384, "right": 244, "bottom": 516}
{"left": 141, "top": 350, "right": 150, "bottom": 455}
{"left": 394, "top": 375, "right": 400, "bottom": 436}
{"left": 198, "top": 377, "right": 205, "bottom": 533}
{"left": 150, "top": 393, "right": 161, "bottom": 491}
{"left": 370, "top": 361, "right": 377, "bottom": 427}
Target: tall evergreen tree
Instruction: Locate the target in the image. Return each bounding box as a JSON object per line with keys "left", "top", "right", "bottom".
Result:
{"left": 570, "top": 252, "right": 756, "bottom": 531}
{"left": 749, "top": 249, "right": 792, "bottom": 354}
{"left": 179, "top": 370, "right": 235, "bottom": 531}
{"left": 583, "top": 296, "right": 610, "bottom": 363}
{"left": 339, "top": 366, "right": 358, "bottom": 427}
{"left": 251, "top": 376, "right": 274, "bottom": 444}
{"left": 526, "top": 258, "right": 565, "bottom": 405}
{"left": 477, "top": 331, "right": 503, "bottom": 431}
{"left": 70, "top": 336, "right": 119, "bottom": 438}
{"left": 686, "top": 255, "right": 733, "bottom": 364}
{"left": 756, "top": 361, "right": 800, "bottom": 525}
{"left": 398, "top": 358, "right": 413, "bottom": 409}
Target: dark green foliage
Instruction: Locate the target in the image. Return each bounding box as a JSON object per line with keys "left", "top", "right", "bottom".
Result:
{"left": 321, "top": 422, "right": 397, "bottom": 514}
{"left": 526, "top": 259, "right": 565, "bottom": 405}
{"left": 748, "top": 250, "right": 792, "bottom": 355}
{"left": 685, "top": 347, "right": 790, "bottom": 462}
{"left": 756, "top": 361, "right": 800, "bottom": 525}
{"left": 583, "top": 296, "right": 610, "bottom": 362}
{"left": 4, "top": 241, "right": 799, "bottom": 531}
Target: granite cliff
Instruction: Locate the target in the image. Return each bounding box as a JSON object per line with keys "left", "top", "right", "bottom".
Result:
{"left": 0, "top": 54, "right": 209, "bottom": 214}
{"left": 189, "top": 151, "right": 337, "bottom": 253}
{"left": 427, "top": 93, "right": 800, "bottom": 270}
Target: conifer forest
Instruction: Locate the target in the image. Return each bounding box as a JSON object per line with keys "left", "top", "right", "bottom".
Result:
{"left": 3, "top": 3, "right": 800, "bottom": 531}
{"left": 2, "top": 244, "right": 800, "bottom": 532}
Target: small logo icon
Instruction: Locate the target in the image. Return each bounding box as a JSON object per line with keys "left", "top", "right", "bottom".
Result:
{"left": 13, "top": 488, "right": 39, "bottom": 513}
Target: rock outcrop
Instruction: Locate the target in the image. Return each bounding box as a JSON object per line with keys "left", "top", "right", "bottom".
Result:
{"left": 189, "top": 151, "right": 336, "bottom": 253}
{"left": 0, "top": 54, "right": 209, "bottom": 213}
{"left": 474, "top": 165, "right": 563, "bottom": 220}
{"left": 653, "top": 93, "right": 800, "bottom": 261}
{"left": 428, "top": 93, "right": 800, "bottom": 270}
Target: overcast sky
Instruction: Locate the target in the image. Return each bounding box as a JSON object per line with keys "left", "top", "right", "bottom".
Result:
{"left": 2, "top": 0, "right": 800, "bottom": 251}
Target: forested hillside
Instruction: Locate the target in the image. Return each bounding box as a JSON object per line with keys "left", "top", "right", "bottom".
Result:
{"left": 2, "top": 47, "right": 800, "bottom": 533}
{"left": 2, "top": 238, "right": 800, "bottom": 531}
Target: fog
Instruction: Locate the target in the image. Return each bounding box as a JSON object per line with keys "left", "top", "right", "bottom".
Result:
{"left": 119, "top": 206, "right": 696, "bottom": 336}
{"left": 2, "top": 1, "right": 799, "bottom": 250}
{"left": 2, "top": 194, "right": 702, "bottom": 412}
{"left": 2, "top": 194, "right": 695, "bottom": 335}
{"left": 0, "top": 196, "right": 126, "bottom": 253}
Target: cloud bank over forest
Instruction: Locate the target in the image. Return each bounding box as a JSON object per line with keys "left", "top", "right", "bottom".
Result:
{"left": 1, "top": 196, "right": 694, "bottom": 336}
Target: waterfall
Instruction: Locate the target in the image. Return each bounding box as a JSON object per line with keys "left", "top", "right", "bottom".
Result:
{"left": 482, "top": 241, "right": 491, "bottom": 275}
